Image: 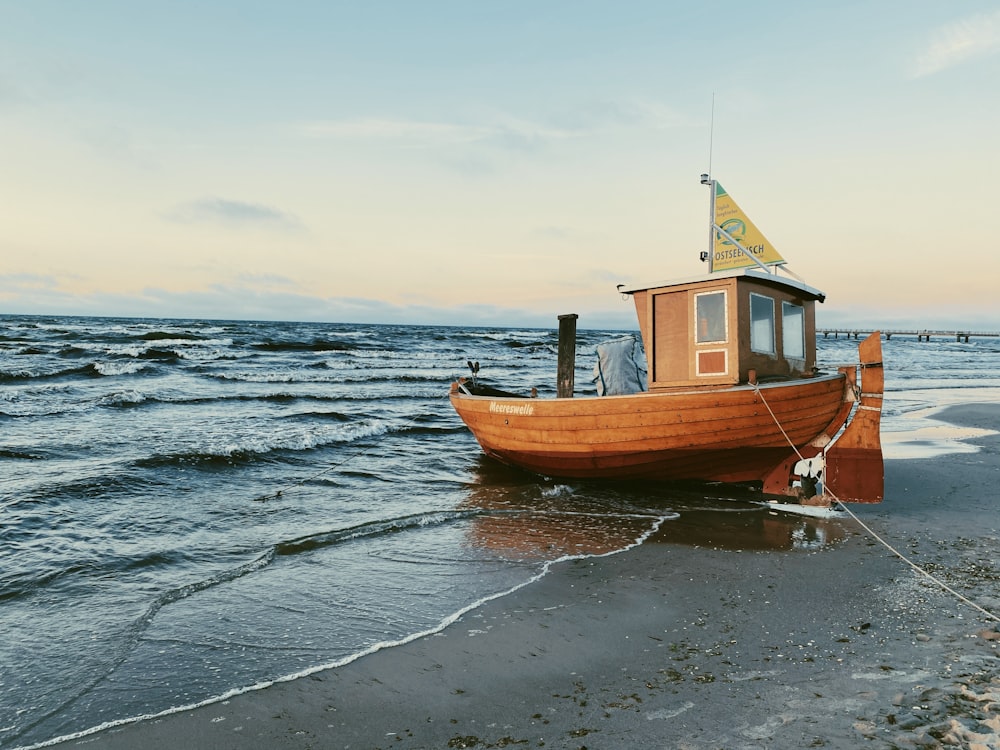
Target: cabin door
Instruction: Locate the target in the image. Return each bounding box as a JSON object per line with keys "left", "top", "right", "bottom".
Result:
{"left": 649, "top": 290, "right": 690, "bottom": 385}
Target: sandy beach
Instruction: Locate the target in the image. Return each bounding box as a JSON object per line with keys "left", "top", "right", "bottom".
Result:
{"left": 52, "top": 405, "right": 1000, "bottom": 750}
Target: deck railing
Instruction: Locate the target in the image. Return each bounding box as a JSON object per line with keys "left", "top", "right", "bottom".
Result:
{"left": 818, "top": 329, "right": 1000, "bottom": 342}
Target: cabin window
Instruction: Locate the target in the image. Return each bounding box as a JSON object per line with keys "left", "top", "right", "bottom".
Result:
{"left": 749, "top": 293, "right": 775, "bottom": 355}
{"left": 694, "top": 291, "right": 727, "bottom": 344}
{"left": 782, "top": 302, "right": 805, "bottom": 360}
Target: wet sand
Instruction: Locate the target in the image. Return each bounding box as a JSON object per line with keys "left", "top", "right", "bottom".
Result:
{"left": 54, "top": 405, "right": 1000, "bottom": 750}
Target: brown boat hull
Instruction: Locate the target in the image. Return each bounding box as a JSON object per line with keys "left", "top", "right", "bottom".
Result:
{"left": 450, "top": 374, "right": 852, "bottom": 487}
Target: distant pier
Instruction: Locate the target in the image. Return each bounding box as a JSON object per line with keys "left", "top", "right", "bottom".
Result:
{"left": 818, "top": 329, "right": 1000, "bottom": 342}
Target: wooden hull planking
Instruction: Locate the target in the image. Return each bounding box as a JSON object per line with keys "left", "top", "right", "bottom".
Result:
{"left": 824, "top": 332, "right": 885, "bottom": 502}
{"left": 450, "top": 374, "right": 851, "bottom": 485}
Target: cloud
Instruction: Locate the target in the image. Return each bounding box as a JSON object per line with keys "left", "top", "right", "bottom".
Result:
{"left": 80, "top": 124, "right": 158, "bottom": 171}
{"left": 298, "top": 102, "right": 683, "bottom": 152}
{"left": 301, "top": 118, "right": 492, "bottom": 144}
{"left": 0, "top": 272, "right": 61, "bottom": 291}
{"left": 7, "top": 275, "right": 996, "bottom": 334}
{"left": 0, "top": 280, "right": 637, "bottom": 330}
{"left": 299, "top": 116, "right": 580, "bottom": 152}
{"left": 548, "top": 98, "right": 688, "bottom": 133}
{"left": 531, "top": 225, "right": 575, "bottom": 241}
{"left": 912, "top": 10, "right": 1000, "bottom": 77}
{"left": 164, "top": 197, "right": 304, "bottom": 232}
{"left": 233, "top": 272, "right": 301, "bottom": 289}
{"left": 297, "top": 102, "right": 686, "bottom": 179}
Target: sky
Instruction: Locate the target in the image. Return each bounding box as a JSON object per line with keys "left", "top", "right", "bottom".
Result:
{"left": 2, "top": 1, "right": 999, "bottom": 331}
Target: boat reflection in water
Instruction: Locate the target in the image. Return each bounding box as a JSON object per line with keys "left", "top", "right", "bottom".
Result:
{"left": 460, "top": 460, "right": 844, "bottom": 562}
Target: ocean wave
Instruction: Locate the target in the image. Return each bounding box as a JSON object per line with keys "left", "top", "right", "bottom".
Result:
{"left": 0, "top": 546, "right": 187, "bottom": 605}
{"left": 0, "top": 563, "right": 86, "bottom": 603}
{"left": 87, "top": 391, "right": 349, "bottom": 411}
{"left": 133, "top": 450, "right": 271, "bottom": 470}
{"left": 0, "top": 508, "right": 481, "bottom": 606}
{"left": 139, "top": 338, "right": 236, "bottom": 354}
{"left": 21, "top": 464, "right": 168, "bottom": 505}
{"left": 27, "top": 506, "right": 677, "bottom": 750}
{"left": 132, "top": 421, "right": 393, "bottom": 469}
{"left": 396, "top": 424, "right": 471, "bottom": 437}
{"left": 68, "top": 344, "right": 185, "bottom": 361}
{"left": 139, "top": 331, "right": 208, "bottom": 342}
{"left": 1, "top": 358, "right": 169, "bottom": 382}
{"left": 207, "top": 371, "right": 328, "bottom": 384}
{"left": 274, "top": 510, "right": 478, "bottom": 556}
{"left": 110, "top": 391, "right": 314, "bottom": 408}
{"left": 282, "top": 410, "right": 353, "bottom": 421}
{"left": 174, "top": 350, "right": 242, "bottom": 362}
{"left": 0, "top": 368, "right": 40, "bottom": 382}
{"left": 0, "top": 331, "right": 33, "bottom": 342}
{"left": 0, "top": 364, "right": 101, "bottom": 382}
{"left": 56, "top": 345, "right": 94, "bottom": 358}
{"left": 94, "top": 361, "right": 147, "bottom": 377}
{"left": 52, "top": 337, "right": 239, "bottom": 361}
{"left": 12, "top": 509, "right": 482, "bottom": 735}
{"left": 252, "top": 339, "right": 361, "bottom": 353}
{"left": 0, "top": 448, "right": 45, "bottom": 460}
{"left": 248, "top": 392, "right": 312, "bottom": 403}
{"left": 97, "top": 390, "right": 148, "bottom": 407}
{"left": 504, "top": 340, "right": 554, "bottom": 351}
{"left": 208, "top": 370, "right": 446, "bottom": 384}
{"left": 135, "top": 347, "right": 181, "bottom": 361}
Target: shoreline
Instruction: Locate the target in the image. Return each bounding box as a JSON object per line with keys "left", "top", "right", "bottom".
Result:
{"left": 47, "top": 405, "right": 1000, "bottom": 750}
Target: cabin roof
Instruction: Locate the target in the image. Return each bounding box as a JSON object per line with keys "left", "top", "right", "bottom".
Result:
{"left": 617, "top": 267, "right": 826, "bottom": 303}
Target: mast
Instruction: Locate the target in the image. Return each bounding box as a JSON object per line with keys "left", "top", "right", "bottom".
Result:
{"left": 702, "top": 94, "right": 717, "bottom": 272}
{"left": 701, "top": 173, "right": 715, "bottom": 271}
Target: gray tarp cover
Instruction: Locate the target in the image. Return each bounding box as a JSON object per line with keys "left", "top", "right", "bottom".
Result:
{"left": 592, "top": 335, "right": 648, "bottom": 396}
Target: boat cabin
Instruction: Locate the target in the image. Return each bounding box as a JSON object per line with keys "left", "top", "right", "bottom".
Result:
{"left": 621, "top": 269, "right": 825, "bottom": 390}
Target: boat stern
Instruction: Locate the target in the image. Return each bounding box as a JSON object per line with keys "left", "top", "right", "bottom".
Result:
{"left": 824, "top": 331, "right": 884, "bottom": 502}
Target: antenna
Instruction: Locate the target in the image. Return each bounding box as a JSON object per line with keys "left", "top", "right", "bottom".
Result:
{"left": 707, "top": 92, "right": 715, "bottom": 177}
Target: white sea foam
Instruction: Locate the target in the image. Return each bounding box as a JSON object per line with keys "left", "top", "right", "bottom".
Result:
{"left": 203, "top": 419, "right": 392, "bottom": 458}
{"left": 19, "top": 511, "right": 678, "bottom": 750}
{"left": 98, "top": 390, "right": 147, "bottom": 407}
{"left": 94, "top": 360, "right": 146, "bottom": 376}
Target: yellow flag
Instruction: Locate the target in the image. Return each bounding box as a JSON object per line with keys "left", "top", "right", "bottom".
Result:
{"left": 712, "top": 182, "right": 785, "bottom": 272}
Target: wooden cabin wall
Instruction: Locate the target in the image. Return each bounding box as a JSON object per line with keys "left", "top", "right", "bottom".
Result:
{"left": 640, "top": 278, "right": 740, "bottom": 390}
{"left": 737, "top": 281, "right": 817, "bottom": 381}
{"left": 805, "top": 302, "right": 817, "bottom": 367}
{"left": 632, "top": 291, "right": 650, "bottom": 364}
{"left": 651, "top": 289, "right": 692, "bottom": 383}
{"left": 632, "top": 276, "right": 820, "bottom": 390}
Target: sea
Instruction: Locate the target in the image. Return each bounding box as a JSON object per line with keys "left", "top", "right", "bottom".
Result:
{"left": 2, "top": 314, "right": 999, "bottom": 748}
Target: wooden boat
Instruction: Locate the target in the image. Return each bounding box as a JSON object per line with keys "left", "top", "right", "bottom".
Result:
{"left": 450, "top": 175, "right": 884, "bottom": 508}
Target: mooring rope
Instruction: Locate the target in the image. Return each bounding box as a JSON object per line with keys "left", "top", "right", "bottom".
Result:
{"left": 252, "top": 440, "right": 380, "bottom": 502}
{"left": 253, "top": 395, "right": 448, "bottom": 502}
{"left": 752, "top": 382, "right": 806, "bottom": 463}
{"left": 753, "top": 383, "right": 999, "bottom": 624}
{"left": 837, "top": 501, "right": 999, "bottom": 623}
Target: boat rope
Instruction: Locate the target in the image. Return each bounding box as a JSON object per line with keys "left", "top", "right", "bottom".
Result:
{"left": 751, "top": 383, "right": 805, "bottom": 463}
{"left": 252, "top": 443, "right": 374, "bottom": 502}
{"left": 252, "top": 398, "right": 445, "bottom": 502}
{"left": 753, "top": 383, "right": 999, "bottom": 624}
{"left": 836, "top": 500, "right": 999, "bottom": 623}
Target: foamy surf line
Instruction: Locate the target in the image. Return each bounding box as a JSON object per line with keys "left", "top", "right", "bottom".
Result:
{"left": 16, "top": 511, "right": 678, "bottom": 750}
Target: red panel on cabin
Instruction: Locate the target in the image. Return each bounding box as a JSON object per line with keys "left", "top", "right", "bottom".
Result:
{"left": 697, "top": 350, "right": 726, "bottom": 375}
